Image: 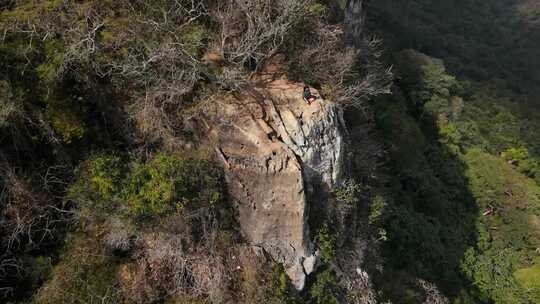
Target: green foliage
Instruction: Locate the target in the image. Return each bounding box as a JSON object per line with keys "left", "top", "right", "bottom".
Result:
{"left": 309, "top": 269, "right": 340, "bottom": 304}
{"left": 385, "top": 205, "right": 446, "bottom": 276}
{"left": 458, "top": 149, "right": 540, "bottom": 303}
{"left": 316, "top": 223, "right": 336, "bottom": 264}
{"left": 369, "top": 0, "right": 540, "bottom": 91}
{"left": 45, "top": 104, "right": 85, "bottom": 143}
{"left": 464, "top": 149, "right": 540, "bottom": 221}
{"left": 454, "top": 93, "right": 527, "bottom": 154}
{"left": 374, "top": 96, "right": 426, "bottom": 165}
{"left": 36, "top": 40, "right": 65, "bottom": 83}
{"left": 67, "top": 154, "right": 124, "bottom": 218}
{"left": 369, "top": 194, "right": 389, "bottom": 225}
{"left": 417, "top": 64, "right": 458, "bottom": 102}
{"left": 502, "top": 147, "right": 530, "bottom": 163}
{"left": 123, "top": 153, "right": 223, "bottom": 222}
{"left": 502, "top": 147, "right": 540, "bottom": 182}
{"left": 179, "top": 23, "right": 209, "bottom": 56}
{"left": 264, "top": 264, "right": 297, "bottom": 304}
{"left": 41, "top": 87, "right": 87, "bottom": 143}
{"left": 514, "top": 264, "right": 540, "bottom": 303}
{"left": 461, "top": 248, "right": 527, "bottom": 304}
{"left": 409, "top": 62, "right": 464, "bottom": 124}
{"left": 437, "top": 121, "right": 461, "bottom": 153}
{"left": 379, "top": 54, "right": 540, "bottom": 303}
{"left": 69, "top": 152, "right": 224, "bottom": 225}
{"left": 333, "top": 179, "right": 362, "bottom": 205}
{"left": 307, "top": 3, "right": 327, "bottom": 17}
{"left": 367, "top": 1, "right": 540, "bottom": 303}
{"left": 88, "top": 154, "right": 123, "bottom": 199}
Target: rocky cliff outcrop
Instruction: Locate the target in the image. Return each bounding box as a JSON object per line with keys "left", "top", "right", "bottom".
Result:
{"left": 193, "top": 73, "right": 346, "bottom": 289}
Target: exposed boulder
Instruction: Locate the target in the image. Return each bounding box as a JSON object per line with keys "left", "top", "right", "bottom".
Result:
{"left": 193, "top": 74, "right": 346, "bottom": 290}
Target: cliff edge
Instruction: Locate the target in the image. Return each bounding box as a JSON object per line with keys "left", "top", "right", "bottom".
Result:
{"left": 192, "top": 68, "right": 346, "bottom": 289}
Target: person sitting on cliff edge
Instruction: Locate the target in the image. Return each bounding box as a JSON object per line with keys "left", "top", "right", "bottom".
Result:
{"left": 303, "top": 86, "right": 317, "bottom": 105}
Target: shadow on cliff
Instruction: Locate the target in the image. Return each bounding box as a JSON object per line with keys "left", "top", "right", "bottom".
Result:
{"left": 344, "top": 87, "right": 482, "bottom": 303}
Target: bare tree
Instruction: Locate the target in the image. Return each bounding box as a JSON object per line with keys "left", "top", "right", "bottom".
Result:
{"left": 214, "top": 0, "right": 312, "bottom": 68}
{"left": 418, "top": 279, "right": 450, "bottom": 304}
{"left": 285, "top": 13, "right": 392, "bottom": 110}
{"left": 334, "top": 37, "right": 393, "bottom": 109}
{"left": 121, "top": 227, "right": 229, "bottom": 304}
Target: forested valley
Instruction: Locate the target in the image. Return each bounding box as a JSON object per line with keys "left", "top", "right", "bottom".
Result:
{"left": 364, "top": 0, "right": 540, "bottom": 302}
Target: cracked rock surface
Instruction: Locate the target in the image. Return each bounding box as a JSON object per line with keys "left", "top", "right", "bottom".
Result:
{"left": 198, "top": 77, "right": 346, "bottom": 290}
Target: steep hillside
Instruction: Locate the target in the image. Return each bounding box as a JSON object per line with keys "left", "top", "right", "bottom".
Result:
{"left": 363, "top": 1, "right": 540, "bottom": 303}
{"left": 0, "top": 1, "right": 390, "bottom": 303}
{"left": 4, "top": 0, "right": 539, "bottom": 303}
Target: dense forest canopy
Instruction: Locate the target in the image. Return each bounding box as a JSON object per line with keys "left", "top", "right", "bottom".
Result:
{"left": 365, "top": 0, "right": 540, "bottom": 303}
{"left": 369, "top": 0, "right": 540, "bottom": 98}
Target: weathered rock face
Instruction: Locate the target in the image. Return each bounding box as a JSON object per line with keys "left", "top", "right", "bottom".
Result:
{"left": 197, "top": 77, "right": 346, "bottom": 289}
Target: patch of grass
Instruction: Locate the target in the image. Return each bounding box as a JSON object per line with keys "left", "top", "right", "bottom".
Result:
{"left": 461, "top": 149, "right": 540, "bottom": 303}
{"left": 514, "top": 264, "right": 540, "bottom": 303}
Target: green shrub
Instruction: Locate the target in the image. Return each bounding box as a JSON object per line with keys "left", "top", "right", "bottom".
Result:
{"left": 461, "top": 248, "right": 527, "bottom": 304}
{"left": 374, "top": 97, "right": 427, "bottom": 165}
{"left": 501, "top": 147, "right": 540, "bottom": 181}
{"left": 309, "top": 269, "right": 340, "bottom": 304}
{"left": 44, "top": 100, "right": 85, "bottom": 143}
{"left": 88, "top": 154, "right": 123, "bottom": 198}
{"left": 384, "top": 205, "right": 445, "bottom": 276}
{"left": 36, "top": 40, "right": 65, "bottom": 83}
{"left": 67, "top": 153, "right": 125, "bottom": 219}
{"left": 333, "top": 179, "right": 362, "bottom": 205}
{"left": 438, "top": 121, "right": 461, "bottom": 153}
{"left": 264, "top": 264, "right": 296, "bottom": 304}
{"left": 308, "top": 3, "right": 327, "bottom": 17}
{"left": 459, "top": 97, "right": 523, "bottom": 154}
{"left": 179, "top": 23, "right": 208, "bottom": 56}
{"left": 369, "top": 194, "right": 389, "bottom": 225}
{"left": 420, "top": 64, "right": 457, "bottom": 97}
{"left": 69, "top": 152, "right": 225, "bottom": 226}
{"left": 316, "top": 223, "right": 335, "bottom": 264}
{"left": 122, "top": 153, "right": 223, "bottom": 222}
